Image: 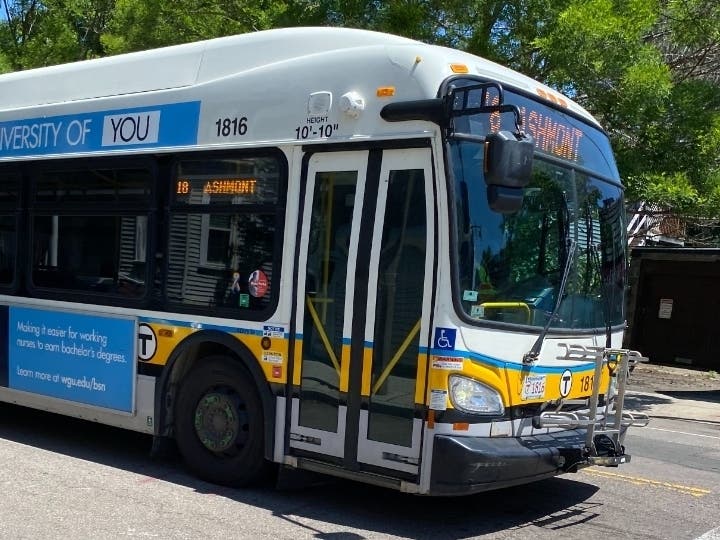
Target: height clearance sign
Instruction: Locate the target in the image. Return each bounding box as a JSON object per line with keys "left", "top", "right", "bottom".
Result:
{"left": 0, "top": 101, "right": 200, "bottom": 158}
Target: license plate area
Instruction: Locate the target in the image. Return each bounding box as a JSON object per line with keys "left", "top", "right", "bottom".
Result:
{"left": 522, "top": 374, "right": 546, "bottom": 400}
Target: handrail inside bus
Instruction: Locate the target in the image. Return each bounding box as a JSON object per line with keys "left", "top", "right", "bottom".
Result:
{"left": 305, "top": 295, "right": 341, "bottom": 375}
{"left": 371, "top": 319, "right": 421, "bottom": 395}
{"left": 480, "top": 302, "right": 531, "bottom": 325}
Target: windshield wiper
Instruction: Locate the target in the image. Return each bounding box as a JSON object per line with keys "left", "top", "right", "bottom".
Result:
{"left": 523, "top": 238, "right": 576, "bottom": 364}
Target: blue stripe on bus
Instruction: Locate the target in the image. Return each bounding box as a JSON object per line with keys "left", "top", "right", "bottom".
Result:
{"left": 139, "top": 316, "right": 270, "bottom": 337}
{"left": 293, "top": 335, "right": 371, "bottom": 348}
{"left": 291, "top": 336, "right": 595, "bottom": 373}
{"left": 425, "top": 347, "right": 595, "bottom": 373}
{"left": 0, "top": 101, "right": 200, "bottom": 158}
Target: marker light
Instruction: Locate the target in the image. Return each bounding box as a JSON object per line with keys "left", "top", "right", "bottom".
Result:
{"left": 449, "top": 375, "right": 504, "bottom": 415}
{"left": 450, "top": 63, "right": 469, "bottom": 73}
{"left": 376, "top": 86, "right": 396, "bottom": 97}
{"left": 536, "top": 87, "right": 568, "bottom": 108}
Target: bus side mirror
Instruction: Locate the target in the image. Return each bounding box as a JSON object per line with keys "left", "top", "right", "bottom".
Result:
{"left": 484, "top": 131, "right": 534, "bottom": 213}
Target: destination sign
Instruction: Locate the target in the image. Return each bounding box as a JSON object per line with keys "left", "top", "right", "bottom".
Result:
{"left": 483, "top": 94, "right": 583, "bottom": 163}
{"left": 452, "top": 82, "right": 620, "bottom": 178}
{"left": 173, "top": 176, "right": 276, "bottom": 205}
{"left": 176, "top": 178, "right": 257, "bottom": 196}
{"left": 493, "top": 107, "right": 583, "bottom": 163}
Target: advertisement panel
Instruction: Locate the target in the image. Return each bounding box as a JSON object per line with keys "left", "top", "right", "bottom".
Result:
{"left": 8, "top": 307, "right": 136, "bottom": 413}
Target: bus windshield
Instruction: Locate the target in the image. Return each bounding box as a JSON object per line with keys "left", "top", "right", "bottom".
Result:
{"left": 447, "top": 86, "right": 626, "bottom": 330}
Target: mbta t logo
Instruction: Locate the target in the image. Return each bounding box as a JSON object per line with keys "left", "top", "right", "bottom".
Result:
{"left": 137, "top": 323, "right": 157, "bottom": 362}
{"left": 559, "top": 369, "right": 573, "bottom": 397}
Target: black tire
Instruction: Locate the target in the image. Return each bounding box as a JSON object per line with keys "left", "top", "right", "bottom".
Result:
{"left": 174, "top": 356, "right": 269, "bottom": 487}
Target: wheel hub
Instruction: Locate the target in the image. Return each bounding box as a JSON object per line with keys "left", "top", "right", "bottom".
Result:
{"left": 194, "top": 392, "right": 241, "bottom": 453}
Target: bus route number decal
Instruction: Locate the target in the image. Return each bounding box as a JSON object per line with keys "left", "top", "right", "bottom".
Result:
{"left": 215, "top": 116, "right": 248, "bottom": 137}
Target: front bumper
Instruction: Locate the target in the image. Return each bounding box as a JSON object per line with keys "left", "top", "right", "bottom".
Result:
{"left": 430, "top": 430, "right": 605, "bottom": 496}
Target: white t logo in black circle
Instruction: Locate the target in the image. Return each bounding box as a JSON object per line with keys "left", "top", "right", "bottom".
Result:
{"left": 137, "top": 323, "right": 157, "bottom": 361}
{"left": 560, "top": 369, "right": 573, "bottom": 397}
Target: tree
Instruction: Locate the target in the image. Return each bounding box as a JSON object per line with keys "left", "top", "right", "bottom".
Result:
{"left": 102, "top": 0, "right": 291, "bottom": 54}
{"left": 0, "top": 0, "right": 115, "bottom": 70}
{"left": 532, "top": 0, "right": 720, "bottom": 234}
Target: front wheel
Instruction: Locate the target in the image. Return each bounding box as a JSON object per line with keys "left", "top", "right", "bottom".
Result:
{"left": 174, "top": 356, "right": 269, "bottom": 487}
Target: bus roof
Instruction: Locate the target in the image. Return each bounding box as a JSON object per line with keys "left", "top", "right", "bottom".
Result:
{"left": 0, "top": 27, "right": 413, "bottom": 111}
{"left": 0, "top": 27, "right": 595, "bottom": 121}
{"left": 0, "top": 27, "right": 602, "bottom": 161}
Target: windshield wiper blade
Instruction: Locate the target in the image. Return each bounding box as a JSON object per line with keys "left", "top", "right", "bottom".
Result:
{"left": 523, "top": 238, "right": 576, "bottom": 364}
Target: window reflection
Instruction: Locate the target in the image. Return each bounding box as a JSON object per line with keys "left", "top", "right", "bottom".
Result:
{"left": 30, "top": 166, "right": 151, "bottom": 298}
{"left": 166, "top": 156, "right": 282, "bottom": 314}
{"left": 32, "top": 215, "right": 146, "bottom": 297}
{"left": 0, "top": 172, "right": 18, "bottom": 286}
{"left": 451, "top": 139, "right": 626, "bottom": 329}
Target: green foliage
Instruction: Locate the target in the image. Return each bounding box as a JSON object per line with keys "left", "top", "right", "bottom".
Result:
{"left": 103, "top": 0, "right": 289, "bottom": 53}
{"left": 617, "top": 76, "right": 720, "bottom": 218}
{"left": 0, "top": 0, "right": 115, "bottom": 69}
{"left": 0, "top": 51, "right": 11, "bottom": 74}
{"left": 535, "top": 0, "right": 670, "bottom": 123}
{"left": 666, "top": 0, "right": 720, "bottom": 51}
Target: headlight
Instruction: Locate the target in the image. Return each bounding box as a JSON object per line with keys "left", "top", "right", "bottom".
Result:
{"left": 448, "top": 375, "right": 504, "bottom": 415}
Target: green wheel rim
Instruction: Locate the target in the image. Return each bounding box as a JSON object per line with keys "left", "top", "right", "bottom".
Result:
{"left": 194, "top": 391, "right": 247, "bottom": 453}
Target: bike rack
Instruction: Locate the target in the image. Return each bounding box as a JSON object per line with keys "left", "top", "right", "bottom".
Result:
{"left": 534, "top": 345, "right": 650, "bottom": 466}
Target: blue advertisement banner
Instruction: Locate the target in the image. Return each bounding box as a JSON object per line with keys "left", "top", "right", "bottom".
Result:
{"left": 0, "top": 101, "right": 200, "bottom": 158}
{"left": 8, "top": 307, "right": 135, "bottom": 412}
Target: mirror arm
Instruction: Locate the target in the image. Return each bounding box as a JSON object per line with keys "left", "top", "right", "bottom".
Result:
{"left": 380, "top": 98, "right": 448, "bottom": 126}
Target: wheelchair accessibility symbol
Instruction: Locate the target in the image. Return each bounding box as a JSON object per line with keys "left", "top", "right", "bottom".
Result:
{"left": 434, "top": 327, "right": 457, "bottom": 350}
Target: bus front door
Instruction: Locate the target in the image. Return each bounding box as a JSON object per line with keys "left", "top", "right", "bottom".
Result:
{"left": 289, "top": 148, "right": 434, "bottom": 479}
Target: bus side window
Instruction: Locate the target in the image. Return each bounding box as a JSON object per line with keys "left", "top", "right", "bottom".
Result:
{"left": 0, "top": 170, "right": 19, "bottom": 287}
{"left": 0, "top": 215, "right": 16, "bottom": 286}
{"left": 166, "top": 154, "right": 284, "bottom": 317}
{"left": 28, "top": 164, "right": 152, "bottom": 300}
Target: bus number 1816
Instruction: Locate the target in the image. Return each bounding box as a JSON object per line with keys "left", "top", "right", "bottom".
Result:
{"left": 215, "top": 116, "right": 248, "bottom": 137}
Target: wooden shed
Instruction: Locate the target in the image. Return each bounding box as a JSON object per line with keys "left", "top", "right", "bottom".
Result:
{"left": 625, "top": 247, "right": 720, "bottom": 369}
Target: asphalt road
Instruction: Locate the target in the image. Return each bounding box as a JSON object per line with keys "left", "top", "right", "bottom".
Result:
{"left": 0, "top": 400, "right": 718, "bottom": 540}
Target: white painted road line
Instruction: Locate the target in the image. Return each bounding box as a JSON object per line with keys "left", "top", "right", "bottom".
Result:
{"left": 695, "top": 526, "right": 720, "bottom": 540}
{"left": 646, "top": 426, "right": 720, "bottom": 440}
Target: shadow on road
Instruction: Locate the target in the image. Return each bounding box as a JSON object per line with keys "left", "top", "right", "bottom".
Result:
{"left": 657, "top": 389, "right": 720, "bottom": 404}
{"left": 623, "top": 392, "right": 673, "bottom": 413}
{"left": 266, "top": 477, "right": 602, "bottom": 539}
{"left": 0, "top": 402, "right": 604, "bottom": 539}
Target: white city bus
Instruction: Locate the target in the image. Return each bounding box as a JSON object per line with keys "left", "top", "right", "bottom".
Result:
{"left": 0, "top": 27, "right": 647, "bottom": 495}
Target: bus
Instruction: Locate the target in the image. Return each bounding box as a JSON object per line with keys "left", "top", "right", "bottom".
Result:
{"left": 0, "top": 26, "right": 648, "bottom": 495}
